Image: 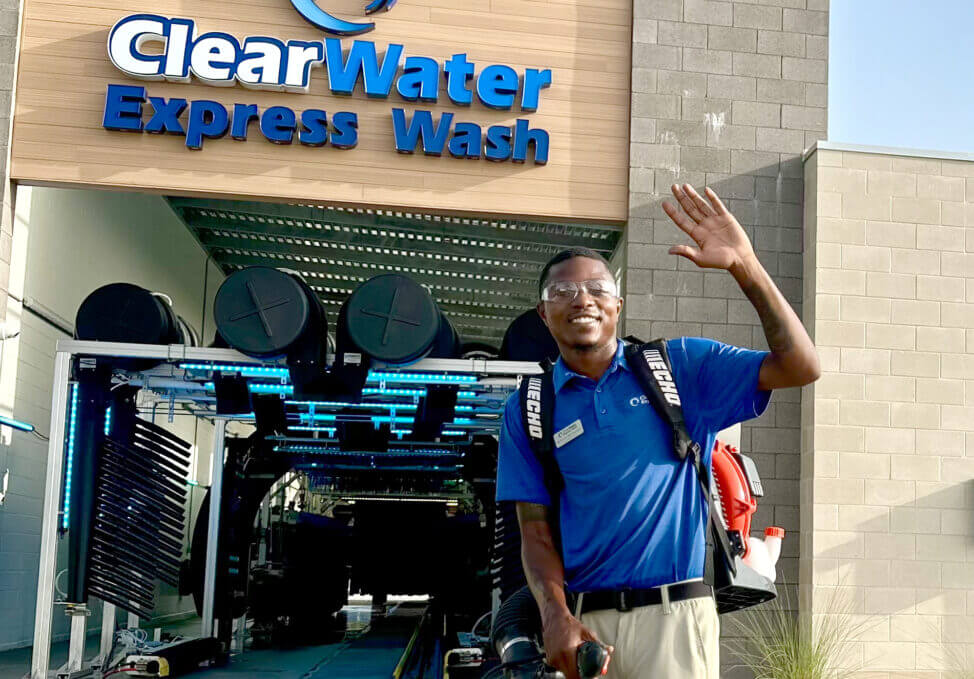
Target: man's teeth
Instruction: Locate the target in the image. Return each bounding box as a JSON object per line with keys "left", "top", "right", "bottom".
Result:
{"left": 571, "top": 317, "right": 598, "bottom": 325}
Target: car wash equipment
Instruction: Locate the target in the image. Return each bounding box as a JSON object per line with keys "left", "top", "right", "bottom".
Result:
{"left": 517, "top": 337, "right": 777, "bottom": 614}
{"left": 338, "top": 273, "right": 460, "bottom": 366}
{"left": 75, "top": 283, "right": 198, "bottom": 370}
{"left": 499, "top": 309, "right": 559, "bottom": 363}
{"left": 491, "top": 586, "right": 610, "bottom": 679}
{"left": 213, "top": 267, "right": 328, "bottom": 399}
{"left": 65, "top": 376, "right": 193, "bottom": 618}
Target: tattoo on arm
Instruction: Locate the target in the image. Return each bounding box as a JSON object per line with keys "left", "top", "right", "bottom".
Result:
{"left": 740, "top": 275, "right": 794, "bottom": 354}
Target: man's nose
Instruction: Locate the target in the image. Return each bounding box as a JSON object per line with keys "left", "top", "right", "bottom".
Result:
{"left": 572, "top": 289, "right": 597, "bottom": 306}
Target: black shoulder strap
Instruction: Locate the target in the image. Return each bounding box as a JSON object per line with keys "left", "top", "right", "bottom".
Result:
{"left": 623, "top": 340, "right": 696, "bottom": 461}
{"left": 624, "top": 339, "right": 738, "bottom": 578}
{"left": 518, "top": 365, "right": 563, "bottom": 557}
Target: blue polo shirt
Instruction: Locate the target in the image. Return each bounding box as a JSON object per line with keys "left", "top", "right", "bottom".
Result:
{"left": 496, "top": 337, "right": 771, "bottom": 592}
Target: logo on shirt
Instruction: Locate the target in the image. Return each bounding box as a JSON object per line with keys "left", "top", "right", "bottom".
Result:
{"left": 641, "top": 349, "right": 681, "bottom": 406}
{"left": 524, "top": 377, "right": 544, "bottom": 439}
{"left": 629, "top": 394, "right": 649, "bottom": 407}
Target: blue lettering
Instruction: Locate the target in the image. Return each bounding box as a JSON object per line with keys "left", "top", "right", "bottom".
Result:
{"left": 300, "top": 109, "right": 329, "bottom": 147}
{"left": 185, "top": 100, "right": 229, "bottom": 150}
{"left": 396, "top": 56, "right": 439, "bottom": 103}
{"left": 103, "top": 84, "right": 146, "bottom": 132}
{"left": 330, "top": 112, "right": 359, "bottom": 149}
{"left": 448, "top": 122, "right": 482, "bottom": 160}
{"left": 443, "top": 54, "right": 474, "bottom": 106}
{"left": 512, "top": 119, "right": 549, "bottom": 165}
{"left": 476, "top": 65, "right": 518, "bottom": 110}
{"left": 325, "top": 38, "right": 403, "bottom": 97}
{"left": 392, "top": 109, "right": 453, "bottom": 156}
{"left": 145, "top": 96, "right": 186, "bottom": 135}
{"left": 231, "top": 103, "right": 260, "bottom": 140}
{"left": 521, "top": 69, "right": 552, "bottom": 112}
{"left": 485, "top": 125, "right": 512, "bottom": 162}
{"left": 260, "top": 106, "right": 296, "bottom": 144}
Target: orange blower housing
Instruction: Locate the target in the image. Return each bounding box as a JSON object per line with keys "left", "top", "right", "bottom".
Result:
{"left": 711, "top": 440, "right": 762, "bottom": 558}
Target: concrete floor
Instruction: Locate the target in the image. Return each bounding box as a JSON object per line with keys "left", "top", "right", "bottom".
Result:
{"left": 0, "top": 599, "right": 423, "bottom": 679}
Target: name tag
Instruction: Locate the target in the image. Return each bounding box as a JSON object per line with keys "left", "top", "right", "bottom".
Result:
{"left": 553, "top": 419, "right": 584, "bottom": 448}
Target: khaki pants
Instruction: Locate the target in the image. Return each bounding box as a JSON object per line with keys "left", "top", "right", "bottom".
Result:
{"left": 579, "top": 594, "right": 719, "bottom": 679}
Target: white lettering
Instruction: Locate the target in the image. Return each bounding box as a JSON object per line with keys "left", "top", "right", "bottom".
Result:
{"left": 192, "top": 35, "right": 238, "bottom": 85}
{"left": 525, "top": 377, "right": 544, "bottom": 439}
{"left": 652, "top": 369, "right": 672, "bottom": 383}
{"left": 108, "top": 15, "right": 325, "bottom": 93}
{"left": 109, "top": 17, "right": 167, "bottom": 78}
{"left": 239, "top": 38, "right": 285, "bottom": 90}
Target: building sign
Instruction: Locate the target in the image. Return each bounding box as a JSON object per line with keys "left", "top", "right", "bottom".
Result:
{"left": 104, "top": 15, "right": 552, "bottom": 163}
{"left": 10, "top": 0, "right": 631, "bottom": 222}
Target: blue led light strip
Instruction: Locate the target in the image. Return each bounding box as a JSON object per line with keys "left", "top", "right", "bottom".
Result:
{"left": 62, "top": 384, "right": 79, "bottom": 531}
{"left": 288, "top": 401, "right": 418, "bottom": 411}
{"left": 390, "top": 429, "right": 466, "bottom": 437}
{"left": 363, "top": 388, "right": 426, "bottom": 397}
{"left": 287, "top": 426, "right": 338, "bottom": 435}
{"left": 180, "top": 363, "right": 290, "bottom": 378}
{"left": 250, "top": 384, "right": 294, "bottom": 395}
{"left": 367, "top": 372, "right": 478, "bottom": 384}
{"left": 103, "top": 406, "right": 112, "bottom": 436}
{"left": 0, "top": 415, "right": 35, "bottom": 433}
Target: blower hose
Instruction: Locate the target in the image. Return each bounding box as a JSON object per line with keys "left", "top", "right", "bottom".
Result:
{"left": 491, "top": 586, "right": 545, "bottom": 679}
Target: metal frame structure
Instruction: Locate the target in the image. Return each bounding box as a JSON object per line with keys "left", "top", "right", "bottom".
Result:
{"left": 30, "top": 339, "right": 542, "bottom": 679}
{"left": 167, "top": 198, "right": 623, "bottom": 347}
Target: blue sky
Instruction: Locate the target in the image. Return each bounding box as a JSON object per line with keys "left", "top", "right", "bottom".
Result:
{"left": 829, "top": 0, "right": 974, "bottom": 154}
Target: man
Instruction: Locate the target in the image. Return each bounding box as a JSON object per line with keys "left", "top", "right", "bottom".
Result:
{"left": 495, "top": 184, "right": 820, "bottom": 679}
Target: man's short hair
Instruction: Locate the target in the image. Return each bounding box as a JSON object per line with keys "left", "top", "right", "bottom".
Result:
{"left": 538, "top": 247, "right": 612, "bottom": 298}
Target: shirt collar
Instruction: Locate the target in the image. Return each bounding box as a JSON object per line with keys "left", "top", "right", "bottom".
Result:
{"left": 552, "top": 338, "right": 630, "bottom": 392}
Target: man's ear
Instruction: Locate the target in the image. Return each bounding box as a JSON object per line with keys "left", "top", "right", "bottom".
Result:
{"left": 536, "top": 302, "right": 548, "bottom": 326}
{"left": 616, "top": 296, "right": 624, "bottom": 316}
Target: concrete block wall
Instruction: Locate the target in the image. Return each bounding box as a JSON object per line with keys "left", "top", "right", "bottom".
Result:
{"left": 627, "top": 4, "right": 828, "bottom": 667}
{"left": 803, "top": 144, "right": 974, "bottom": 678}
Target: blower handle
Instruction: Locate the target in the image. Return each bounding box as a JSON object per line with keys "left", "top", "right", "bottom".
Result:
{"left": 576, "top": 641, "right": 611, "bottom": 678}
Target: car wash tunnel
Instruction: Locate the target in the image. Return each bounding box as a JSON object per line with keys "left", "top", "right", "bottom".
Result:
{"left": 19, "top": 189, "right": 786, "bottom": 679}
{"left": 21, "top": 196, "right": 639, "bottom": 679}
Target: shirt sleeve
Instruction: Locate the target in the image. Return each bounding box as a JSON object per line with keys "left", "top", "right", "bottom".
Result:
{"left": 495, "top": 392, "right": 552, "bottom": 506}
{"left": 675, "top": 337, "right": 772, "bottom": 434}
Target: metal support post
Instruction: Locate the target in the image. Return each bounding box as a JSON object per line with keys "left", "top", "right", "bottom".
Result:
{"left": 201, "top": 419, "right": 227, "bottom": 638}
{"left": 232, "top": 615, "right": 247, "bottom": 653}
{"left": 30, "top": 351, "right": 71, "bottom": 679}
{"left": 98, "top": 602, "right": 115, "bottom": 666}
{"left": 66, "top": 605, "right": 88, "bottom": 672}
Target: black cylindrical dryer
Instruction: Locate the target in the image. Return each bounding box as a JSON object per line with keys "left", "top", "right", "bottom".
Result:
{"left": 213, "top": 267, "right": 325, "bottom": 358}
{"left": 499, "top": 309, "right": 560, "bottom": 364}
{"left": 213, "top": 267, "right": 329, "bottom": 398}
{"left": 338, "top": 274, "right": 461, "bottom": 366}
{"left": 75, "top": 283, "right": 198, "bottom": 369}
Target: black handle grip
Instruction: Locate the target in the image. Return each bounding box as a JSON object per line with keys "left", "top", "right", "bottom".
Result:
{"left": 576, "top": 641, "right": 610, "bottom": 679}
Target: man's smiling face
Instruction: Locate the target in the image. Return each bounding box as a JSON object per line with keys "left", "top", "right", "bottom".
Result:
{"left": 537, "top": 256, "right": 623, "bottom": 354}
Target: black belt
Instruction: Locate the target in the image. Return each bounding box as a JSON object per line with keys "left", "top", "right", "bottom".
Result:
{"left": 574, "top": 582, "right": 713, "bottom": 614}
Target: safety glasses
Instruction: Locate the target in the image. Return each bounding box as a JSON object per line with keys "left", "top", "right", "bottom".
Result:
{"left": 541, "top": 279, "right": 619, "bottom": 303}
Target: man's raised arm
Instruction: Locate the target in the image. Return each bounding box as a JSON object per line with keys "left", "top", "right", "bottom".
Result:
{"left": 662, "top": 183, "right": 821, "bottom": 390}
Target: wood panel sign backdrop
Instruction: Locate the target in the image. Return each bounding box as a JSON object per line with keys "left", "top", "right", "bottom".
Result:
{"left": 10, "top": 0, "right": 631, "bottom": 222}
